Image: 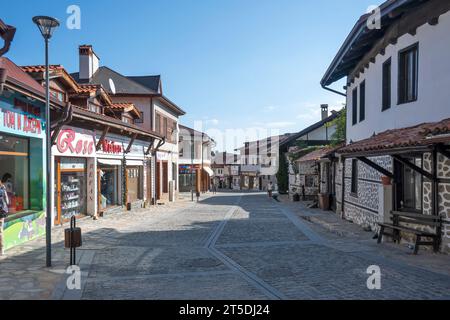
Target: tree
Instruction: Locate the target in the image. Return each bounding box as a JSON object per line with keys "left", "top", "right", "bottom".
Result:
{"left": 276, "top": 150, "right": 289, "bottom": 194}
{"left": 330, "top": 107, "right": 346, "bottom": 146}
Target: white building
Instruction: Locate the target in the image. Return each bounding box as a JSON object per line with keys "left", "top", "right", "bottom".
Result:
{"left": 178, "top": 125, "right": 215, "bottom": 193}
{"left": 321, "top": 0, "right": 450, "bottom": 253}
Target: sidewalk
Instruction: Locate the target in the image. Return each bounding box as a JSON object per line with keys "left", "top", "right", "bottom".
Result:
{"left": 0, "top": 197, "right": 198, "bottom": 300}
{"left": 278, "top": 194, "right": 450, "bottom": 277}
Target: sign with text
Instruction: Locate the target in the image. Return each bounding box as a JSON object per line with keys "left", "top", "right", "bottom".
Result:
{"left": 101, "top": 139, "right": 123, "bottom": 154}
{"left": 0, "top": 108, "right": 44, "bottom": 138}
{"left": 54, "top": 128, "right": 95, "bottom": 157}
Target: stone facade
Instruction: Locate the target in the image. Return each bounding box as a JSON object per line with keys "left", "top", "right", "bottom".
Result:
{"left": 335, "top": 152, "right": 450, "bottom": 253}
{"left": 339, "top": 156, "right": 391, "bottom": 231}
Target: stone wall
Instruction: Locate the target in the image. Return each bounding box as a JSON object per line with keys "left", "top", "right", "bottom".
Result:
{"left": 298, "top": 160, "right": 319, "bottom": 197}
{"left": 342, "top": 156, "right": 392, "bottom": 231}
{"left": 437, "top": 153, "right": 450, "bottom": 253}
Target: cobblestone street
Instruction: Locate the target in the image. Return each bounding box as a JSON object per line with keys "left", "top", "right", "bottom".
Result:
{"left": 1, "top": 192, "right": 450, "bottom": 300}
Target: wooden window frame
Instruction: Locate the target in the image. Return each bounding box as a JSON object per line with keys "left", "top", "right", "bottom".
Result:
{"left": 350, "top": 159, "right": 358, "bottom": 196}
{"left": 398, "top": 43, "right": 419, "bottom": 105}
{"left": 382, "top": 58, "right": 392, "bottom": 111}
{"left": 359, "top": 80, "right": 366, "bottom": 122}
{"left": 352, "top": 87, "right": 358, "bottom": 125}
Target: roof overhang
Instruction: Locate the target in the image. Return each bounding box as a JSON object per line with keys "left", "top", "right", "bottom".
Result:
{"left": 321, "top": 0, "right": 422, "bottom": 87}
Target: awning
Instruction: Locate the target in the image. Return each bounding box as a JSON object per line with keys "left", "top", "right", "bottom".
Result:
{"left": 203, "top": 166, "right": 214, "bottom": 177}
{"left": 98, "top": 158, "right": 122, "bottom": 166}
{"left": 127, "top": 160, "right": 144, "bottom": 166}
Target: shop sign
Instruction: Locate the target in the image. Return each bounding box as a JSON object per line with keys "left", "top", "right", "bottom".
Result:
{"left": 157, "top": 151, "right": 169, "bottom": 161}
{"left": 56, "top": 129, "right": 95, "bottom": 156}
{"left": 179, "top": 164, "right": 200, "bottom": 174}
{"left": 101, "top": 140, "right": 122, "bottom": 154}
{"left": 0, "top": 108, "right": 43, "bottom": 135}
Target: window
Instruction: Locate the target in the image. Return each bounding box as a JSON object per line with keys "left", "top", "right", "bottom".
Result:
{"left": 351, "top": 159, "right": 358, "bottom": 195}
{"left": 305, "top": 175, "right": 315, "bottom": 188}
{"left": 163, "top": 117, "right": 168, "bottom": 139}
{"left": 382, "top": 59, "right": 391, "bottom": 111}
{"left": 122, "top": 116, "right": 132, "bottom": 124}
{"left": 50, "top": 89, "right": 65, "bottom": 102}
{"left": 155, "top": 113, "right": 161, "bottom": 134}
{"left": 135, "top": 111, "right": 144, "bottom": 124}
{"left": 398, "top": 43, "right": 418, "bottom": 104}
{"left": 88, "top": 103, "right": 101, "bottom": 114}
{"left": 395, "top": 156, "right": 422, "bottom": 212}
{"left": 0, "top": 135, "right": 30, "bottom": 214}
{"left": 359, "top": 81, "right": 365, "bottom": 122}
{"left": 352, "top": 88, "right": 358, "bottom": 125}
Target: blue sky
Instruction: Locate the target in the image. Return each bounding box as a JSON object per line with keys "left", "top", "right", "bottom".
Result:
{"left": 3, "top": 0, "right": 380, "bottom": 151}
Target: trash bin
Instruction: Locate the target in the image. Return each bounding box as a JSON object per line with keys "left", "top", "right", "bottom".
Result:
{"left": 318, "top": 193, "right": 330, "bottom": 210}
{"left": 293, "top": 193, "right": 300, "bottom": 202}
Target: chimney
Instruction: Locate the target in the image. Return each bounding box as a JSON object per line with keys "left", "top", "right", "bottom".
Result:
{"left": 321, "top": 104, "right": 329, "bottom": 120}
{"left": 79, "top": 45, "right": 100, "bottom": 81}
{"left": 223, "top": 152, "right": 226, "bottom": 165}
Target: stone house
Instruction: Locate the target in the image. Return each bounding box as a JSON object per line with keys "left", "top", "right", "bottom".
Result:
{"left": 321, "top": 0, "right": 450, "bottom": 252}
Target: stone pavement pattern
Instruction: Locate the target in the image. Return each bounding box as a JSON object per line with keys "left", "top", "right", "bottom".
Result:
{"left": 1, "top": 192, "right": 450, "bottom": 299}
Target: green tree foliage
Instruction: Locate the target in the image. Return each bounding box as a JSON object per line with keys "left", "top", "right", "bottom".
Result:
{"left": 276, "top": 151, "right": 289, "bottom": 194}
{"left": 330, "top": 107, "right": 346, "bottom": 146}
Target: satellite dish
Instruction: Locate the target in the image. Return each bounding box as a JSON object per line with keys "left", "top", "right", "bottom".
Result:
{"left": 109, "top": 78, "right": 116, "bottom": 94}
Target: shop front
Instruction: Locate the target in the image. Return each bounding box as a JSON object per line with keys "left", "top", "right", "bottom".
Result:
{"left": 125, "top": 142, "right": 147, "bottom": 208}
{"left": 179, "top": 164, "right": 199, "bottom": 192}
{"left": 53, "top": 127, "right": 97, "bottom": 224}
{"left": 0, "top": 94, "right": 46, "bottom": 250}
{"left": 97, "top": 137, "right": 123, "bottom": 212}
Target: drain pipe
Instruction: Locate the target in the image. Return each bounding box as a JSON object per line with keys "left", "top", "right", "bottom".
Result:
{"left": 50, "top": 102, "right": 73, "bottom": 145}
{"left": 321, "top": 83, "right": 346, "bottom": 97}
{"left": 0, "top": 19, "right": 16, "bottom": 57}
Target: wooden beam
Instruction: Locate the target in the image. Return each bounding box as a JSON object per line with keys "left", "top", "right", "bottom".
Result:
{"left": 436, "top": 144, "right": 450, "bottom": 160}
{"left": 96, "top": 126, "right": 110, "bottom": 151}
{"left": 125, "top": 133, "right": 138, "bottom": 154}
{"left": 349, "top": 0, "right": 450, "bottom": 83}
{"left": 357, "top": 156, "right": 394, "bottom": 178}
{"left": 145, "top": 137, "right": 155, "bottom": 155}
{"left": 428, "top": 16, "right": 439, "bottom": 26}
{"left": 392, "top": 155, "right": 434, "bottom": 180}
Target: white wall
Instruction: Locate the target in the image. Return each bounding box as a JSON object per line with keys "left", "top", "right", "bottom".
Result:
{"left": 347, "top": 11, "right": 450, "bottom": 143}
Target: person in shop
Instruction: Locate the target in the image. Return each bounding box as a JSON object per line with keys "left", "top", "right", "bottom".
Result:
{"left": 0, "top": 179, "right": 10, "bottom": 255}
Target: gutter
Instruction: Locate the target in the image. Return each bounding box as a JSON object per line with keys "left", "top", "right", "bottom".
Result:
{"left": 321, "top": 83, "right": 346, "bottom": 97}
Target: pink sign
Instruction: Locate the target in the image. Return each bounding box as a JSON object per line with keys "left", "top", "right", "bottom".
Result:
{"left": 56, "top": 129, "right": 94, "bottom": 155}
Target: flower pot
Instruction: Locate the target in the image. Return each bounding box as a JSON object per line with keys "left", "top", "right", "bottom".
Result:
{"left": 381, "top": 176, "right": 391, "bottom": 186}
{"left": 318, "top": 193, "right": 330, "bottom": 210}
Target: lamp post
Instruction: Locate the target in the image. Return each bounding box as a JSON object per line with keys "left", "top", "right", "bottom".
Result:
{"left": 32, "top": 16, "right": 60, "bottom": 268}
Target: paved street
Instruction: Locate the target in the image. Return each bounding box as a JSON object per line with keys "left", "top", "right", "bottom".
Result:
{"left": 1, "top": 191, "right": 450, "bottom": 300}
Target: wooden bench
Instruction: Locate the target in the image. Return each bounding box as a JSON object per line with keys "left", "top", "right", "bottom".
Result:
{"left": 377, "top": 211, "right": 442, "bottom": 254}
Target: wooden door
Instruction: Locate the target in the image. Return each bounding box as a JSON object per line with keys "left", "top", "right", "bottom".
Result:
{"left": 156, "top": 161, "right": 161, "bottom": 200}
{"left": 55, "top": 158, "right": 61, "bottom": 225}
{"left": 147, "top": 162, "right": 152, "bottom": 204}
{"left": 162, "top": 161, "right": 168, "bottom": 193}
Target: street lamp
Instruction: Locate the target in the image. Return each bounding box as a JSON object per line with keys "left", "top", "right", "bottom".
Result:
{"left": 32, "top": 15, "right": 60, "bottom": 268}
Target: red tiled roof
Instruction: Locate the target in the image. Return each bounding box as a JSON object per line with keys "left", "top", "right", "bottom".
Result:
{"left": 78, "top": 84, "right": 102, "bottom": 93}
{"left": 108, "top": 102, "right": 141, "bottom": 118}
{"left": 296, "top": 145, "right": 338, "bottom": 163}
{"left": 338, "top": 118, "right": 450, "bottom": 155}
{"left": 0, "top": 57, "right": 46, "bottom": 96}
{"left": 21, "top": 64, "right": 81, "bottom": 93}
{"left": 21, "top": 65, "right": 63, "bottom": 73}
